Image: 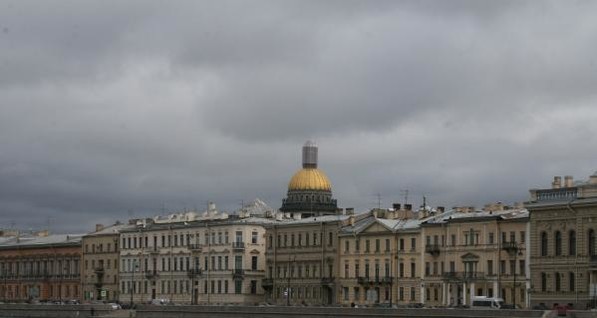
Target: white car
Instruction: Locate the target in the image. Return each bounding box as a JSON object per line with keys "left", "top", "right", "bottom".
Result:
{"left": 107, "top": 303, "right": 121, "bottom": 310}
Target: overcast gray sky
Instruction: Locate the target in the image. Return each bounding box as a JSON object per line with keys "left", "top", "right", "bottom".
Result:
{"left": 2, "top": 0, "right": 597, "bottom": 233}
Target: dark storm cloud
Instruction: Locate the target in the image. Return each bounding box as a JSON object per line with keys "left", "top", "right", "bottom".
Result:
{"left": 1, "top": 1, "right": 597, "bottom": 232}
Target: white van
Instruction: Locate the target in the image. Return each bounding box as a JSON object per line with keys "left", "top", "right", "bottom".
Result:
{"left": 471, "top": 296, "right": 504, "bottom": 309}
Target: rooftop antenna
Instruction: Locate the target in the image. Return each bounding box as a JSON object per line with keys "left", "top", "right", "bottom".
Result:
{"left": 161, "top": 202, "right": 166, "bottom": 215}
{"left": 376, "top": 193, "right": 382, "bottom": 209}
{"left": 400, "top": 189, "right": 409, "bottom": 205}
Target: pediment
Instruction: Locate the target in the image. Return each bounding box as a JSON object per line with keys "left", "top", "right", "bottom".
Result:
{"left": 461, "top": 252, "right": 479, "bottom": 260}
{"left": 362, "top": 222, "right": 392, "bottom": 234}
{"left": 250, "top": 249, "right": 260, "bottom": 254}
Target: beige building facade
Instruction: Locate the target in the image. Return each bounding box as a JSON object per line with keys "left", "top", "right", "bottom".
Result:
{"left": 264, "top": 214, "right": 349, "bottom": 305}
{"left": 420, "top": 204, "right": 530, "bottom": 308}
{"left": 337, "top": 206, "right": 423, "bottom": 307}
{"left": 81, "top": 223, "right": 132, "bottom": 302}
{"left": 119, "top": 202, "right": 275, "bottom": 305}
{"left": 526, "top": 174, "right": 597, "bottom": 309}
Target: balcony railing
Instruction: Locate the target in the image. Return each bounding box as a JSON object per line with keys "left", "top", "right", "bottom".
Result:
{"left": 233, "top": 269, "right": 245, "bottom": 279}
{"left": 357, "top": 276, "right": 369, "bottom": 284}
{"left": 357, "top": 276, "right": 393, "bottom": 285}
{"left": 145, "top": 270, "right": 159, "bottom": 280}
{"left": 188, "top": 244, "right": 203, "bottom": 252}
{"left": 590, "top": 255, "right": 597, "bottom": 268}
{"left": 425, "top": 244, "right": 441, "bottom": 256}
{"left": 321, "top": 277, "right": 335, "bottom": 286}
{"left": 262, "top": 278, "right": 274, "bottom": 289}
{"left": 502, "top": 241, "right": 519, "bottom": 253}
{"left": 442, "top": 271, "right": 484, "bottom": 281}
{"left": 187, "top": 268, "right": 203, "bottom": 279}
{"left": 232, "top": 242, "right": 245, "bottom": 251}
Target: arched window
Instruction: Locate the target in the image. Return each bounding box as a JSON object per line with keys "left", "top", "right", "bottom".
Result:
{"left": 589, "top": 229, "right": 596, "bottom": 257}
{"left": 555, "top": 231, "right": 562, "bottom": 256}
{"left": 540, "top": 232, "right": 548, "bottom": 256}
{"left": 568, "top": 230, "right": 576, "bottom": 256}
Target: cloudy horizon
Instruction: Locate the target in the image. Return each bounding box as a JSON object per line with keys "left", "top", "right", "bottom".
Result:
{"left": 2, "top": 1, "right": 597, "bottom": 233}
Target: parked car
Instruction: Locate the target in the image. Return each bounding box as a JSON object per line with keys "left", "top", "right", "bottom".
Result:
{"left": 554, "top": 304, "right": 571, "bottom": 317}
{"left": 107, "top": 303, "right": 121, "bottom": 310}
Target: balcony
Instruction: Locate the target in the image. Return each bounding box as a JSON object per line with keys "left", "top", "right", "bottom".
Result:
{"left": 188, "top": 244, "right": 203, "bottom": 252}
{"left": 357, "top": 276, "right": 370, "bottom": 285}
{"left": 94, "top": 267, "right": 105, "bottom": 278}
{"left": 262, "top": 278, "right": 274, "bottom": 289}
{"left": 321, "top": 277, "right": 335, "bottom": 286}
{"left": 232, "top": 242, "right": 245, "bottom": 251}
{"left": 187, "top": 268, "right": 203, "bottom": 279}
{"left": 502, "top": 241, "right": 519, "bottom": 254}
{"left": 425, "top": 244, "right": 441, "bottom": 256}
{"left": 590, "top": 255, "right": 597, "bottom": 268}
{"left": 145, "top": 270, "right": 159, "bottom": 280}
{"left": 233, "top": 269, "right": 245, "bottom": 279}
{"left": 381, "top": 276, "right": 394, "bottom": 284}
{"left": 442, "top": 271, "right": 485, "bottom": 282}
{"left": 147, "top": 246, "right": 159, "bottom": 254}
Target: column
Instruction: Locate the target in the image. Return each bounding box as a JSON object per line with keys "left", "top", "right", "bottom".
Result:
{"left": 462, "top": 282, "right": 467, "bottom": 306}
{"left": 469, "top": 282, "right": 475, "bottom": 304}
{"left": 442, "top": 283, "right": 447, "bottom": 306}
{"left": 420, "top": 284, "right": 425, "bottom": 305}
{"left": 447, "top": 283, "right": 452, "bottom": 306}
{"left": 493, "top": 280, "right": 498, "bottom": 298}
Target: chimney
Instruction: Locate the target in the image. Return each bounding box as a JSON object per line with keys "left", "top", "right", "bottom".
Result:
{"left": 392, "top": 203, "right": 401, "bottom": 210}
{"left": 564, "top": 175, "right": 574, "bottom": 188}
{"left": 552, "top": 176, "right": 562, "bottom": 189}
{"left": 349, "top": 215, "right": 355, "bottom": 226}
{"left": 346, "top": 208, "right": 354, "bottom": 215}
{"left": 437, "top": 206, "right": 445, "bottom": 213}
{"left": 404, "top": 204, "right": 412, "bottom": 211}
{"left": 95, "top": 224, "right": 105, "bottom": 232}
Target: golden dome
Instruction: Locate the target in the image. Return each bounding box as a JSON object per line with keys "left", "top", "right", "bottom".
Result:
{"left": 288, "top": 168, "right": 332, "bottom": 191}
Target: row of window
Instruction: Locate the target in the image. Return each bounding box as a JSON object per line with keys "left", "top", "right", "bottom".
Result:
{"left": 120, "top": 255, "right": 259, "bottom": 272}
{"left": 539, "top": 229, "right": 587, "bottom": 257}
{"left": 122, "top": 279, "right": 257, "bottom": 295}
{"left": 271, "top": 263, "right": 334, "bottom": 279}
{"left": 0, "top": 284, "right": 79, "bottom": 299}
{"left": 425, "top": 231, "right": 526, "bottom": 247}
{"left": 268, "top": 232, "right": 334, "bottom": 249}
{"left": 84, "top": 242, "right": 116, "bottom": 254}
{"left": 341, "top": 286, "right": 414, "bottom": 302}
{"left": 122, "top": 231, "right": 259, "bottom": 249}
{"left": 0, "top": 260, "right": 80, "bottom": 276}
{"left": 539, "top": 272, "right": 576, "bottom": 292}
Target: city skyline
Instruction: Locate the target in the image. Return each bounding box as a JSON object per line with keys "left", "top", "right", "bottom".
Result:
{"left": 2, "top": 1, "right": 597, "bottom": 232}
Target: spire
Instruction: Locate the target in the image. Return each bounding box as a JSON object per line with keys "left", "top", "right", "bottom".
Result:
{"left": 302, "top": 140, "right": 318, "bottom": 168}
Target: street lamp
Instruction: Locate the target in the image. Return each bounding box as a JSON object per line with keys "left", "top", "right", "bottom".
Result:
{"left": 130, "top": 259, "right": 138, "bottom": 307}
{"left": 286, "top": 255, "right": 296, "bottom": 306}
{"left": 513, "top": 244, "right": 523, "bottom": 308}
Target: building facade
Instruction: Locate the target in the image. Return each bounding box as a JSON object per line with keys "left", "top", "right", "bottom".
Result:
{"left": 526, "top": 174, "right": 597, "bottom": 309}
{"left": 420, "top": 204, "right": 530, "bottom": 308}
{"left": 0, "top": 233, "right": 82, "bottom": 302}
{"left": 337, "top": 207, "right": 423, "bottom": 307}
{"left": 118, "top": 202, "right": 275, "bottom": 305}
{"left": 264, "top": 214, "right": 349, "bottom": 305}
{"left": 81, "top": 223, "right": 131, "bottom": 302}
